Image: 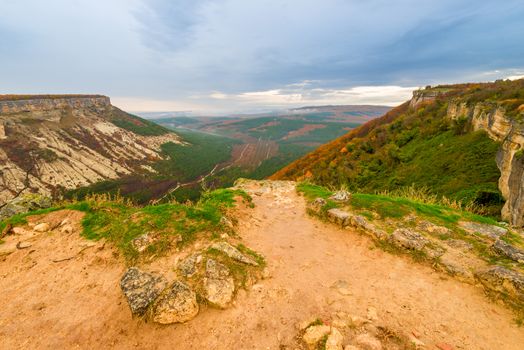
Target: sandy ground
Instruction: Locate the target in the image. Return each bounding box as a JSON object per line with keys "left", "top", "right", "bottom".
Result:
{"left": 0, "top": 182, "right": 523, "bottom": 349}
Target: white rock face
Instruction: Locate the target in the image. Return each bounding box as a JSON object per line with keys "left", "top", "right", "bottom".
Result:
{"left": 0, "top": 96, "right": 182, "bottom": 203}
{"left": 447, "top": 101, "right": 524, "bottom": 226}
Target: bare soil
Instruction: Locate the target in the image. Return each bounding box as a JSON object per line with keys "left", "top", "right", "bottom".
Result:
{"left": 0, "top": 182, "right": 523, "bottom": 349}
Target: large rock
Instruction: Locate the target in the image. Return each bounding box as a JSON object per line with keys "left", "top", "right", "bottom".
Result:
{"left": 152, "top": 281, "right": 199, "bottom": 324}
{"left": 120, "top": 267, "right": 167, "bottom": 316}
{"left": 178, "top": 254, "right": 202, "bottom": 277}
{"left": 475, "top": 266, "right": 524, "bottom": 303}
{"left": 329, "top": 190, "right": 351, "bottom": 202}
{"left": 0, "top": 194, "right": 52, "bottom": 221}
{"left": 492, "top": 239, "right": 524, "bottom": 263}
{"left": 458, "top": 221, "right": 507, "bottom": 239}
{"left": 203, "top": 259, "right": 235, "bottom": 308}
{"left": 210, "top": 242, "right": 258, "bottom": 266}
{"left": 303, "top": 325, "right": 331, "bottom": 348}
{"left": 327, "top": 208, "right": 351, "bottom": 227}
{"left": 388, "top": 228, "right": 429, "bottom": 251}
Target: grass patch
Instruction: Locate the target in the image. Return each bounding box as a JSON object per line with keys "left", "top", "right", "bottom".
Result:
{"left": 296, "top": 182, "right": 333, "bottom": 200}
{"left": 0, "top": 189, "right": 251, "bottom": 264}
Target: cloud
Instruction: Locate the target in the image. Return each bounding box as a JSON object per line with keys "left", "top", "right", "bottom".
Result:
{"left": 0, "top": 0, "right": 523, "bottom": 112}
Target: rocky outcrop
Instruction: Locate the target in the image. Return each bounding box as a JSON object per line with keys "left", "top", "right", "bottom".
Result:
{"left": 409, "top": 89, "right": 442, "bottom": 108}
{"left": 447, "top": 101, "right": 524, "bottom": 226}
{"left": 0, "top": 193, "right": 51, "bottom": 221}
{"left": 120, "top": 267, "right": 168, "bottom": 316}
{"left": 0, "top": 95, "right": 181, "bottom": 203}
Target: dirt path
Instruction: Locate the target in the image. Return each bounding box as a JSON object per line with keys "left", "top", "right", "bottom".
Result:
{"left": 1, "top": 181, "right": 523, "bottom": 349}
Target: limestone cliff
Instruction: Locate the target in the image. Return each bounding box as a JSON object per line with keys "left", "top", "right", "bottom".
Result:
{"left": 447, "top": 101, "right": 524, "bottom": 226}
{"left": 0, "top": 95, "right": 182, "bottom": 203}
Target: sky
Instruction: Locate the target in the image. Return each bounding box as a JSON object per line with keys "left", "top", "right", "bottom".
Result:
{"left": 1, "top": 0, "right": 523, "bottom": 114}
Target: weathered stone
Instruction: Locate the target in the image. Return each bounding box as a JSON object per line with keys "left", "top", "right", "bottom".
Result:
{"left": 445, "top": 239, "right": 473, "bottom": 251}
{"left": 417, "top": 220, "right": 451, "bottom": 235}
{"left": 16, "top": 241, "right": 32, "bottom": 249}
{"left": 303, "top": 325, "right": 331, "bottom": 348}
{"left": 308, "top": 198, "right": 327, "bottom": 214}
{"left": 475, "top": 266, "right": 524, "bottom": 302}
{"left": 131, "top": 233, "right": 154, "bottom": 253}
{"left": 327, "top": 208, "right": 351, "bottom": 227}
{"left": 178, "top": 254, "right": 201, "bottom": 277}
{"left": 152, "top": 281, "right": 199, "bottom": 324}
{"left": 492, "top": 239, "right": 524, "bottom": 263}
{"left": 220, "top": 216, "right": 234, "bottom": 229}
{"left": 0, "top": 242, "right": 17, "bottom": 256}
{"left": 326, "top": 327, "right": 344, "bottom": 350}
{"left": 348, "top": 215, "right": 387, "bottom": 240}
{"left": 439, "top": 255, "right": 474, "bottom": 282}
{"left": 203, "top": 259, "right": 235, "bottom": 308}
{"left": 0, "top": 194, "right": 52, "bottom": 221}
{"left": 388, "top": 228, "right": 429, "bottom": 251}
{"left": 329, "top": 190, "right": 351, "bottom": 203}
{"left": 354, "top": 333, "right": 382, "bottom": 350}
{"left": 120, "top": 267, "right": 167, "bottom": 316}
{"left": 366, "top": 307, "right": 378, "bottom": 321}
{"left": 33, "top": 223, "right": 50, "bottom": 232}
{"left": 210, "top": 242, "right": 258, "bottom": 266}
{"left": 458, "top": 221, "right": 507, "bottom": 239}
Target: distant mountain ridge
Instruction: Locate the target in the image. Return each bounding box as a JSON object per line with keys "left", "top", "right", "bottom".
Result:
{"left": 0, "top": 95, "right": 181, "bottom": 203}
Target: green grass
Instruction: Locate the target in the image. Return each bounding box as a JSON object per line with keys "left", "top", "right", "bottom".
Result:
{"left": 155, "top": 129, "right": 239, "bottom": 182}
{"left": 110, "top": 108, "right": 171, "bottom": 136}
{"left": 1, "top": 189, "right": 252, "bottom": 263}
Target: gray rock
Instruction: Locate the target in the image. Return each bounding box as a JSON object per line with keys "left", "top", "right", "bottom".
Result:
{"left": 445, "top": 239, "right": 474, "bottom": 251}
{"left": 204, "top": 259, "right": 235, "bottom": 308}
{"left": 327, "top": 208, "right": 351, "bottom": 227}
{"left": 210, "top": 242, "right": 258, "bottom": 266}
{"left": 152, "top": 281, "right": 199, "bottom": 324}
{"left": 178, "top": 254, "right": 202, "bottom": 277}
{"left": 308, "top": 198, "right": 327, "bottom": 214}
{"left": 458, "top": 221, "right": 507, "bottom": 239}
{"left": 492, "top": 239, "right": 524, "bottom": 263}
{"left": 417, "top": 220, "right": 451, "bottom": 236}
{"left": 475, "top": 266, "right": 524, "bottom": 302}
{"left": 388, "top": 228, "right": 429, "bottom": 251}
{"left": 0, "top": 194, "right": 52, "bottom": 221}
{"left": 350, "top": 215, "right": 387, "bottom": 240}
{"left": 329, "top": 190, "right": 351, "bottom": 202}
{"left": 120, "top": 267, "right": 167, "bottom": 316}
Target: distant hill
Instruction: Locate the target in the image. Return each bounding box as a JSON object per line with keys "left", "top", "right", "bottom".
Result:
{"left": 149, "top": 105, "right": 390, "bottom": 199}
{"left": 272, "top": 79, "right": 524, "bottom": 223}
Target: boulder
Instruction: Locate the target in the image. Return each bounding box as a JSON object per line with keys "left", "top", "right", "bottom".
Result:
{"left": 326, "top": 327, "right": 344, "bottom": 350}
{"left": 152, "top": 281, "right": 199, "bottom": 324}
{"left": 303, "top": 325, "right": 331, "bottom": 348}
{"left": 388, "top": 229, "right": 429, "bottom": 251}
{"left": 210, "top": 242, "right": 258, "bottom": 266}
{"left": 203, "top": 259, "right": 235, "bottom": 308}
{"left": 329, "top": 190, "right": 351, "bottom": 203}
{"left": 178, "top": 254, "right": 202, "bottom": 277}
{"left": 492, "top": 239, "right": 524, "bottom": 263}
{"left": 0, "top": 194, "right": 52, "bottom": 221}
{"left": 327, "top": 208, "right": 351, "bottom": 227}
{"left": 120, "top": 267, "right": 167, "bottom": 316}
{"left": 33, "top": 223, "right": 50, "bottom": 233}
{"left": 475, "top": 266, "right": 524, "bottom": 302}
{"left": 458, "top": 221, "right": 507, "bottom": 239}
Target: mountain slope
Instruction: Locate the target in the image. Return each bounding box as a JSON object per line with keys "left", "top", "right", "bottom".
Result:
{"left": 0, "top": 95, "right": 181, "bottom": 202}
{"left": 272, "top": 79, "right": 524, "bottom": 220}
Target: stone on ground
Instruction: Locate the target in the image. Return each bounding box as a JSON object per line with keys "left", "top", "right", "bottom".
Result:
{"left": 329, "top": 190, "right": 351, "bottom": 202}
{"left": 327, "top": 208, "right": 352, "bottom": 227}
{"left": 458, "top": 221, "right": 507, "bottom": 239}
{"left": 354, "top": 333, "right": 383, "bottom": 350}
{"left": 210, "top": 241, "right": 258, "bottom": 266}
{"left": 152, "top": 281, "right": 199, "bottom": 324}
{"left": 388, "top": 228, "right": 429, "bottom": 251}
{"left": 178, "top": 254, "right": 202, "bottom": 277}
{"left": 492, "top": 239, "right": 524, "bottom": 263}
{"left": 120, "top": 267, "right": 167, "bottom": 316}
{"left": 33, "top": 223, "right": 50, "bottom": 233}
{"left": 204, "top": 259, "right": 235, "bottom": 308}
{"left": 303, "top": 325, "right": 331, "bottom": 348}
